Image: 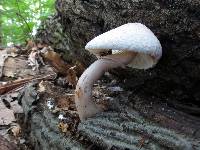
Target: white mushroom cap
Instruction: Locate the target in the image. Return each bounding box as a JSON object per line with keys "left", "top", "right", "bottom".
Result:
{"left": 85, "top": 23, "right": 162, "bottom": 69}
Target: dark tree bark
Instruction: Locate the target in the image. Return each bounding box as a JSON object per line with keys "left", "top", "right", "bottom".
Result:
{"left": 36, "top": 0, "right": 200, "bottom": 111}
{"left": 33, "top": 0, "right": 200, "bottom": 149}
{"left": 21, "top": 83, "right": 200, "bottom": 150}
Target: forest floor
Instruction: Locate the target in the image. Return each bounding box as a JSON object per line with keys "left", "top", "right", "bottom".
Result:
{"left": 0, "top": 41, "right": 120, "bottom": 150}
{"left": 0, "top": 42, "right": 84, "bottom": 149}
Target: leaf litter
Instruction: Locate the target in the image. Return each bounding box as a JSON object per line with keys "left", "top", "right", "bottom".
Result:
{"left": 0, "top": 41, "right": 81, "bottom": 149}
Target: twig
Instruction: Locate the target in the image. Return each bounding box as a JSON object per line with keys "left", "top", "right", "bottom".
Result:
{"left": 0, "top": 74, "right": 55, "bottom": 95}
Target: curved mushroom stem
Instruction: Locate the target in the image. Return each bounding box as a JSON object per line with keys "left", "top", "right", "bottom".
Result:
{"left": 75, "top": 51, "right": 137, "bottom": 121}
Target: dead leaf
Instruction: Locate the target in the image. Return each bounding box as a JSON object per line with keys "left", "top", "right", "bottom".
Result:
{"left": 3, "top": 55, "right": 56, "bottom": 79}
{"left": 5, "top": 47, "right": 18, "bottom": 57}
{"left": 8, "top": 123, "right": 21, "bottom": 137}
{"left": 41, "top": 48, "right": 85, "bottom": 87}
{"left": 1, "top": 92, "right": 23, "bottom": 114}
{"left": 38, "top": 81, "right": 46, "bottom": 92}
{"left": 41, "top": 48, "right": 71, "bottom": 75}
{"left": 0, "top": 101, "right": 16, "bottom": 125}
{"left": 65, "top": 62, "right": 85, "bottom": 87}
{"left": 66, "top": 66, "right": 78, "bottom": 87}
{"left": 0, "top": 50, "right": 10, "bottom": 78}
{"left": 3, "top": 56, "right": 30, "bottom": 78}
{"left": 57, "top": 96, "right": 72, "bottom": 109}
{"left": 74, "top": 61, "right": 85, "bottom": 76}
{"left": 10, "top": 101, "right": 23, "bottom": 114}
{"left": 27, "top": 50, "right": 44, "bottom": 71}
{"left": 58, "top": 122, "right": 69, "bottom": 133}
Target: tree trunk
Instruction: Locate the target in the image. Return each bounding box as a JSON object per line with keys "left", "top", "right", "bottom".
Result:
{"left": 36, "top": 0, "right": 200, "bottom": 110}
{"left": 33, "top": 0, "right": 200, "bottom": 149}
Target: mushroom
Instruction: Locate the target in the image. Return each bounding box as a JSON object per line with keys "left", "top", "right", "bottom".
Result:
{"left": 75, "top": 23, "right": 162, "bottom": 121}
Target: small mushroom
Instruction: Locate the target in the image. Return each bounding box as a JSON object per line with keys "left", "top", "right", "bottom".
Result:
{"left": 75, "top": 23, "right": 162, "bottom": 121}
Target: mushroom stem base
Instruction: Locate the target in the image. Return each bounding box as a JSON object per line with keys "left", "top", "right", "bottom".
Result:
{"left": 75, "top": 51, "right": 137, "bottom": 121}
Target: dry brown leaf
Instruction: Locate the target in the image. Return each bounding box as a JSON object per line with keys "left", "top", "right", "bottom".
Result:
{"left": 41, "top": 48, "right": 85, "bottom": 87}
{"left": 1, "top": 53, "right": 55, "bottom": 79}
{"left": 3, "top": 56, "right": 29, "bottom": 78}
{"left": 57, "top": 96, "right": 73, "bottom": 109}
{"left": 74, "top": 61, "right": 85, "bottom": 76}
{"left": 58, "top": 122, "right": 69, "bottom": 133}
{"left": 65, "top": 62, "right": 85, "bottom": 87}
{"left": 9, "top": 123, "right": 21, "bottom": 137}
{"left": 66, "top": 66, "right": 78, "bottom": 87}
{"left": 41, "top": 48, "right": 71, "bottom": 75}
